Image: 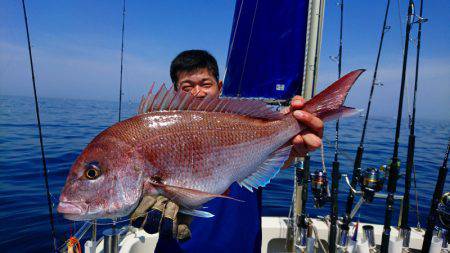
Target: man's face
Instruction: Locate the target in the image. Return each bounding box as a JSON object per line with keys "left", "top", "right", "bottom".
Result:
{"left": 176, "top": 68, "right": 222, "bottom": 99}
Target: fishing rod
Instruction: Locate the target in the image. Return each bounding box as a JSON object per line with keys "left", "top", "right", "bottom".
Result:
{"left": 329, "top": 0, "right": 344, "bottom": 251}
{"left": 118, "top": 0, "right": 126, "bottom": 121}
{"left": 422, "top": 140, "right": 450, "bottom": 252}
{"left": 343, "top": 0, "right": 391, "bottom": 226}
{"left": 380, "top": 1, "right": 414, "bottom": 252}
{"left": 400, "top": 0, "right": 426, "bottom": 237}
{"left": 20, "top": 0, "right": 57, "bottom": 251}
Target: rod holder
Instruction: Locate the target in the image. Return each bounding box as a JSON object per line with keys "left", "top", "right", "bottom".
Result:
{"left": 388, "top": 237, "right": 403, "bottom": 253}
{"left": 356, "top": 240, "right": 370, "bottom": 253}
{"left": 306, "top": 237, "right": 315, "bottom": 253}
{"left": 434, "top": 228, "right": 448, "bottom": 248}
{"left": 103, "top": 228, "right": 121, "bottom": 253}
{"left": 400, "top": 227, "right": 411, "bottom": 248}
{"left": 295, "top": 226, "right": 308, "bottom": 247}
{"left": 362, "top": 225, "right": 375, "bottom": 248}
{"left": 337, "top": 225, "right": 349, "bottom": 247}
{"left": 429, "top": 235, "right": 443, "bottom": 253}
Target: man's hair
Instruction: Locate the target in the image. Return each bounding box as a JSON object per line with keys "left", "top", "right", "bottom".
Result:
{"left": 170, "top": 50, "right": 219, "bottom": 90}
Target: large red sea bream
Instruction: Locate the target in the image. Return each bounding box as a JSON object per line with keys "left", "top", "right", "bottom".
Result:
{"left": 57, "top": 70, "right": 364, "bottom": 221}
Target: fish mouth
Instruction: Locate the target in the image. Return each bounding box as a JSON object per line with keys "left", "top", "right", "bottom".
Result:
{"left": 57, "top": 201, "right": 85, "bottom": 215}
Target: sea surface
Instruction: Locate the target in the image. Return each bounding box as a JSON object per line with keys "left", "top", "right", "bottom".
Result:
{"left": 0, "top": 95, "right": 449, "bottom": 252}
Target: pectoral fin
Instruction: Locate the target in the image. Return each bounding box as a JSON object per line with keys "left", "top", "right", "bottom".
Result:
{"left": 151, "top": 182, "right": 243, "bottom": 209}
{"left": 179, "top": 208, "right": 215, "bottom": 218}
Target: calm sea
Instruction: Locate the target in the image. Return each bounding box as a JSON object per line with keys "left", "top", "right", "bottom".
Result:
{"left": 0, "top": 95, "right": 449, "bottom": 252}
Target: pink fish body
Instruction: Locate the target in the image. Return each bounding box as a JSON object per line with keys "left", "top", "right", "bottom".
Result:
{"left": 57, "top": 70, "right": 364, "bottom": 221}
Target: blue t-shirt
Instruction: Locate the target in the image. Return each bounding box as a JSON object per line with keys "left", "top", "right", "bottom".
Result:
{"left": 155, "top": 183, "right": 262, "bottom": 253}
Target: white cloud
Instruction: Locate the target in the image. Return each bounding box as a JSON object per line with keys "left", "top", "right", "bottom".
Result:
{"left": 314, "top": 57, "right": 450, "bottom": 120}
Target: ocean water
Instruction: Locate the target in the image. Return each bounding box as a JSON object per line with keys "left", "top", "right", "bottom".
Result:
{"left": 0, "top": 95, "right": 448, "bottom": 252}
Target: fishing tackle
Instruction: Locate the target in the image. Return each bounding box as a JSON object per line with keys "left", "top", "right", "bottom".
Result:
{"left": 329, "top": 1, "right": 344, "bottom": 251}
{"left": 422, "top": 140, "right": 449, "bottom": 252}
{"left": 380, "top": 1, "right": 414, "bottom": 252}
{"left": 117, "top": 0, "right": 126, "bottom": 121}
{"left": 359, "top": 167, "right": 385, "bottom": 202}
{"left": 400, "top": 0, "right": 427, "bottom": 239}
{"left": 344, "top": 0, "right": 391, "bottom": 227}
{"left": 438, "top": 192, "right": 450, "bottom": 229}
{"left": 20, "top": 0, "right": 58, "bottom": 250}
{"left": 310, "top": 169, "right": 329, "bottom": 208}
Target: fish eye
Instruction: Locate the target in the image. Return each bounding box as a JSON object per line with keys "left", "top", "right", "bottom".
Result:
{"left": 84, "top": 161, "right": 102, "bottom": 180}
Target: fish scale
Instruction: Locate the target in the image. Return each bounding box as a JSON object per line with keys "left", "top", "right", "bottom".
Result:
{"left": 131, "top": 111, "right": 294, "bottom": 194}
{"left": 57, "top": 70, "right": 364, "bottom": 220}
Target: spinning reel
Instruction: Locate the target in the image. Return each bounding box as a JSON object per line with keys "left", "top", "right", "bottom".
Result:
{"left": 437, "top": 192, "right": 450, "bottom": 229}
{"left": 310, "top": 170, "right": 329, "bottom": 208}
{"left": 358, "top": 166, "right": 385, "bottom": 202}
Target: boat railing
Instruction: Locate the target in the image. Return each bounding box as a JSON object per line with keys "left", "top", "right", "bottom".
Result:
{"left": 58, "top": 222, "right": 94, "bottom": 253}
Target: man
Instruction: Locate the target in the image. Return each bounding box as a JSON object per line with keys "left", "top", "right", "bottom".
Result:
{"left": 131, "top": 50, "right": 323, "bottom": 252}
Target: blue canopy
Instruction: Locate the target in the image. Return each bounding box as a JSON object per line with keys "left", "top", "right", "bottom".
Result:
{"left": 223, "top": 0, "right": 309, "bottom": 100}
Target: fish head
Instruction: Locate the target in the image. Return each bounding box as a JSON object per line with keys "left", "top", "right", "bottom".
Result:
{"left": 57, "top": 137, "right": 145, "bottom": 221}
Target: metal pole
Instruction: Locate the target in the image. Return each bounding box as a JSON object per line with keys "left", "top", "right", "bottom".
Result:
{"left": 380, "top": 1, "right": 414, "bottom": 252}
{"left": 292, "top": 0, "right": 324, "bottom": 251}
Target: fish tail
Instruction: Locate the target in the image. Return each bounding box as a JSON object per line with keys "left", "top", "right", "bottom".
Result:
{"left": 301, "top": 69, "right": 365, "bottom": 122}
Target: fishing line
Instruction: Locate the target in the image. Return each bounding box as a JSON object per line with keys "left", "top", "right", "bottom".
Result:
{"left": 78, "top": 209, "right": 155, "bottom": 226}
{"left": 118, "top": 0, "right": 126, "bottom": 121}
{"left": 322, "top": 136, "right": 353, "bottom": 164}
{"left": 20, "top": 0, "right": 58, "bottom": 251}
{"left": 404, "top": 3, "right": 417, "bottom": 126}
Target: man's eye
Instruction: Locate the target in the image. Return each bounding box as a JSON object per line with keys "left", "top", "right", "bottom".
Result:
{"left": 181, "top": 84, "right": 193, "bottom": 91}
{"left": 201, "top": 83, "right": 212, "bottom": 88}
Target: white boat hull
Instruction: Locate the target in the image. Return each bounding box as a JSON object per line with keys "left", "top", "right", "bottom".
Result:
{"left": 85, "top": 216, "right": 436, "bottom": 253}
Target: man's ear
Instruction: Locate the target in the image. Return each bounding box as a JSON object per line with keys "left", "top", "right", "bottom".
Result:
{"left": 218, "top": 80, "right": 223, "bottom": 92}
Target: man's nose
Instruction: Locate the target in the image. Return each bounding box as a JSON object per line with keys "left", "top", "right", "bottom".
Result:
{"left": 191, "top": 86, "right": 206, "bottom": 98}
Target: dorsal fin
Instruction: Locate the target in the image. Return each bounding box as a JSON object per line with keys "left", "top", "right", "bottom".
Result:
{"left": 137, "top": 83, "right": 284, "bottom": 120}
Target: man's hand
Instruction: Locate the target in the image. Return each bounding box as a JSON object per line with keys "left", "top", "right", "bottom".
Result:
{"left": 282, "top": 95, "right": 324, "bottom": 168}
{"left": 130, "top": 195, "right": 192, "bottom": 241}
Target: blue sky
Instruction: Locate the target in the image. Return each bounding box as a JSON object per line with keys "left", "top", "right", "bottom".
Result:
{"left": 0, "top": 0, "right": 449, "bottom": 119}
